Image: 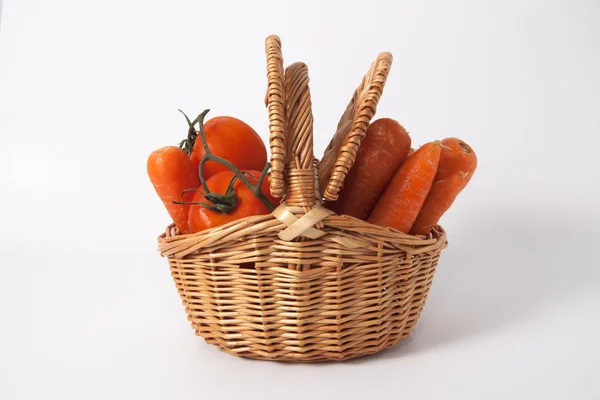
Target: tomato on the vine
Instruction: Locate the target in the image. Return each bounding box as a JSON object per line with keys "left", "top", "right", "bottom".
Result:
{"left": 190, "top": 116, "right": 267, "bottom": 180}
{"left": 188, "top": 170, "right": 279, "bottom": 233}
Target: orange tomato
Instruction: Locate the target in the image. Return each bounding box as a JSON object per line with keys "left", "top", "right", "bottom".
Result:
{"left": 188, "top": 170, "right": 279, "bottom": 233}
{"left": 190, "top": 116, "right": 267, "bottom": 180}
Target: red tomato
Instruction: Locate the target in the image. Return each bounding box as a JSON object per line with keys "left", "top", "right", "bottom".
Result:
{"left": 188, "top": 170, "right": 279, "bottom": 233}
{"left": 190, "top": 116, "right": 267, "bottom": 180}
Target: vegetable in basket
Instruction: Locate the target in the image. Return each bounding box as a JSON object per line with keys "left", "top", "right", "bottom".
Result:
{"left": 148, "top": 109, "right": 277, "bottom": 235}
{"left": 189, "top": 116, "right": 267, "bottom": 180}
{"left": 368, "top": 140, "right": 441, "bottom": 233}
{"left": 410, "top": 138, "right": 477, "bottom": 235}
{"left": 188, "top": 170, "right": 278, "bottom": 232}
{"left": 324, "top": 118, "right": 412, "bottom": 220}
{"left": 147, "top": 146, "right": 200, "bottom": 234}
{"left": 410, "top": 171, "right": 469, "bottom": 235}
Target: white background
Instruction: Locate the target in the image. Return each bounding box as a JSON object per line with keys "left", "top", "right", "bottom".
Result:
{"left": 1, "top": 0, "right": 599, "bottom": 399}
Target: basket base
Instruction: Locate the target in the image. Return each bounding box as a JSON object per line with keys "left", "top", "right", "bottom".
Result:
{"left": 185, "top": 294, "right": 430, "bottom": 362}
{"left": 201, "top": 330, "right": 413, "bottom": 362}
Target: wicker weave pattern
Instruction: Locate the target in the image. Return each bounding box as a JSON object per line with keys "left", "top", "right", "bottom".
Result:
{"left": 265, "top": 35, "right": 287, "bottom": 198}
{"left": 319, "top": 52, "right": 393, "bottom": 201}
{"left": 283, "top": 62, "right": 316, "bottom": 208}
{"left": 158, "top": 35, "right": 447, "bottom": 362}
{"left": 160, "top": 218, "right": 446, "bottom": 362}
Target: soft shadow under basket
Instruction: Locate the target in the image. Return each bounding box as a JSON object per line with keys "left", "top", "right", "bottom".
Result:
{"left": 158, "top": 35, "right": 448, "bottom": 362}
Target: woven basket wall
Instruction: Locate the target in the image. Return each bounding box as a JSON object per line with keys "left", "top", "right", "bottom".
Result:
{"left": 157, "top": 35, "right": 448, "bottom": 362}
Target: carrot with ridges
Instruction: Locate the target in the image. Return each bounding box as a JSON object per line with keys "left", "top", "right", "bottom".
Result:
{"left": 410, "top": 171, "right": 469, "bottom": 235}
{"left": 368, "top": 141, "right": 441, "bottom": 233}
{"left": 325, "top": 118, "right": 411, "bottom": 220}
{"left": 410, "top": 138, "right": 477, "bottom": 235}
{"left": 147, "top": 146, "right": 200, "bottom": 234}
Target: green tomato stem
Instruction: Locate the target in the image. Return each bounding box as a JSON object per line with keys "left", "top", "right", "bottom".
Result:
{"left": 178, "top": 109, "right": 275, "bottom": 213}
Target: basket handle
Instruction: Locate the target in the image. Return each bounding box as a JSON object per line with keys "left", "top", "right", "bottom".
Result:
{"left": 282, "top": 61, "right": 316, "bottom": 207}
{"left": 318, "top": 52, "right": 393, "bottom": 201}
{"left": 265, "top": 34, "right": 316, "bottom": 207}
{"left": 265, "top": 35, "right": 287, "bottom": 198}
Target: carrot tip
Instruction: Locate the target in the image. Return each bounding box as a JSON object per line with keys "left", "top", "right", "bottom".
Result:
{"left": 458, "top": 141, "right": 473, "bottom": 154}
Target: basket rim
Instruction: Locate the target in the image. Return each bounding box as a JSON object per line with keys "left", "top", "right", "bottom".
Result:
{"left": 157, "top": 211, "right": 447, "bottom": 260}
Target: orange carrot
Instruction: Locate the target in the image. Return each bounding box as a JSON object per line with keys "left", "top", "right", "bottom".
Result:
{"left": 147, "top": 146, "right": 200, "bottom": 234}
{"left": 410, "top": 171, "right": 469, "bottom": 235}
{"left": 409, "top": 138, "right": 477, "bottom": 235}
{"left": 437, "top": 138, "right": 477, "bottom": 183}
{"left": 325, "top": 118, "right": 411, "bottom": 220}
{"left": 367, "top": 141, "right": 441, "bottom": 233}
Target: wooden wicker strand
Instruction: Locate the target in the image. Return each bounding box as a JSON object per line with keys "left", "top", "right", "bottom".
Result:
{"left": 319, "top": 52, "right": 393, "bottom": 201}
{"left": 265, "top": 34, "right": 287, "bottom": 198}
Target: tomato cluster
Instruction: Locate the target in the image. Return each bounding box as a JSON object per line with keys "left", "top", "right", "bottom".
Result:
{"left": 147, "top": 112, "right": 279, "bottom": 234}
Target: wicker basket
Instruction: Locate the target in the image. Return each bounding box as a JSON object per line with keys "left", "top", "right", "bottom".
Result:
{"left": 157, "top": 35, "right": 448, "bottom": 362}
